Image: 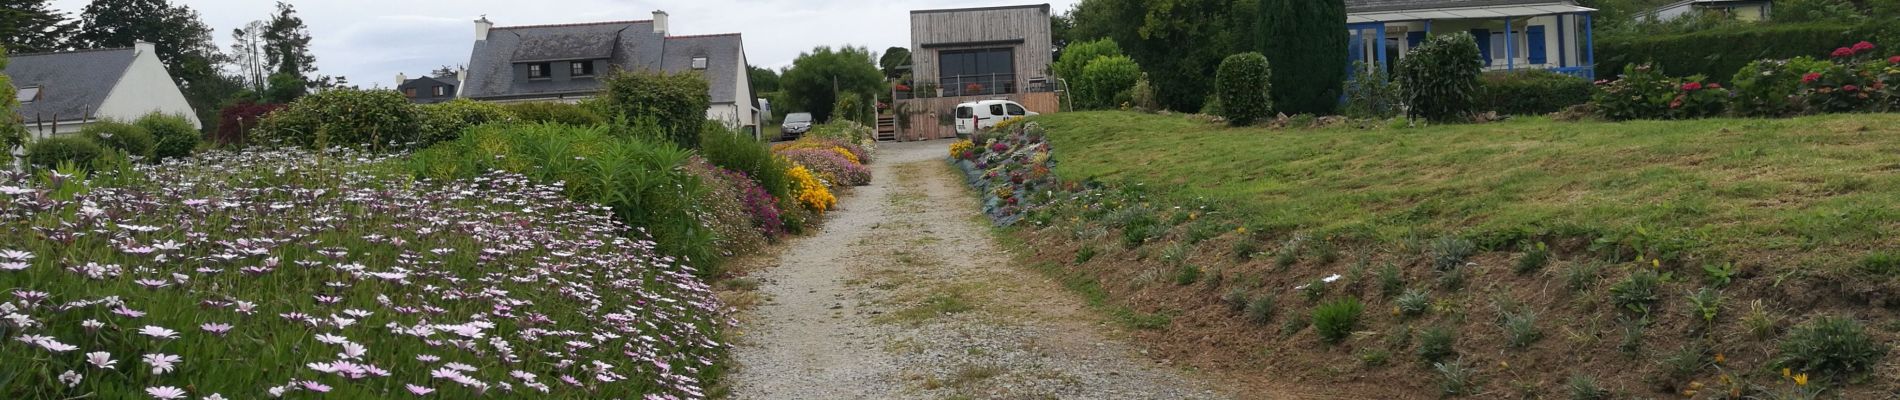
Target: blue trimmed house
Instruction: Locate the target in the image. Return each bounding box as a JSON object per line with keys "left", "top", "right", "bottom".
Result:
{"left": 1347, "top": 0, "right": 1599, "bottom": 79}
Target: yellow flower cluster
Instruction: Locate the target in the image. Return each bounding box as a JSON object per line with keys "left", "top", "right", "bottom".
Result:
{"left": 788, "top": 165, "right": 836, "bottom": 213}
{"left": 828, "top": 147, "right": 861, "bottom": 165}
{"left": 990, "top": 116, "right": 1027, "bottom": 133}
{"left": 948, "top": 140, "right": 974, "bottom": 158}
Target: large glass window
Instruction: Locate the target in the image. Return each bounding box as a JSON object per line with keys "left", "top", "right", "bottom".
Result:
{"left": 938, "top": 48, "right": 1014, "bottom": 96}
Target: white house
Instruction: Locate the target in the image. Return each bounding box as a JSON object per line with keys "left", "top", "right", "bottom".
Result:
{"left": 458, "top": 11, "right": 762, "bottom": 136}
{"left": 1643, "top": 0, "right": 1772, "bottom": 22}
{"left": 6, "top": 42, "right": 202, "bottom": 139}
{"left": 1347, "top": 0, "right": 1599, "bottom": 80}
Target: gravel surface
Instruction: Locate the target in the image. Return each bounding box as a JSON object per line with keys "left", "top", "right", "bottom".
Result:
{"left": 727, "top": 141, "right": 1232, "bottom": 400}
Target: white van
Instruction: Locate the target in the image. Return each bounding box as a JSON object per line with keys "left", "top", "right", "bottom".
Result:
{"left": 954, "top": 100, "right": 1038, "bottom": 137}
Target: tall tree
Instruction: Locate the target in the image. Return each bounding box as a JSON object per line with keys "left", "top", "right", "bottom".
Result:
{"left": 1067, "top": 0, "right": 1261, "bottom": 111}
{"left": 1259, "top": 0, "right": 1347, "bottom": 115}
{"left": 0, "top": 0, "right": 72, "bottom": 53}
{"left": 748, "top": 65, "right": 781, "bottom": 93}
{"left": 780, "top": 46, "right": 884, "bottom": 122}
{"left": 231, "top": 20, "right": 269, "bottom": 91}
{"left": 878, "top": 47, "right": 910, "bottom": 80}
{"left": 262, "top": 1, "right": 315, "bottom": 77}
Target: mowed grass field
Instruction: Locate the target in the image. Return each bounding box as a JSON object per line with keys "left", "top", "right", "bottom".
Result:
{"left": 1035, "top": 111, "right": 1900, "bottom": 270}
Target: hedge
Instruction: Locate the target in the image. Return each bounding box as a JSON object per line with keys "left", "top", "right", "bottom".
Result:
{"left": 1598, "top": 22, "right": 1900, "bottom": 84}
{"left": 1478, "top": 70, "right": 1593, "bottom": 115}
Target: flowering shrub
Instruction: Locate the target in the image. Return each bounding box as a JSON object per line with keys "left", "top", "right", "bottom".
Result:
{"left": 686, "top": 158, "right": 769, "bottom": 256}
{"left": 787, "top": 165, "right": 836, "bottom": 213}
{"left": 949, "top": 139, "right": 975, "bottom": 160}
{"left": 1798, "top": 41, "right": 1891, "bottom": 113}
{"left": 1593, "top": 64, "right": 1728, "bottom": 120}
{"left": 1730, "top": 57, "right": 1834, "bottom": 117}
{"left": 0, "top": 149, "right": 728, "bottom": 399}
{"left": 805, "top": 121, "right": 878, "bottom": 157}
{"left": 718, "top": 168, "right": 784, "bottom": 239}
{"left": 777, "top": 148, "right": 871, "bottom": 187}
{"left": 772, "top": 137, "right": 867, "bottom": 166}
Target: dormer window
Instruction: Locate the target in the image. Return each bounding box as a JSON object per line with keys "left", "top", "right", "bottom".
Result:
{"left": 691, "top": 57, "right": 708, "bottom": 70}
{"left": 528, "top": 62, "right": 551, "bottom": 79}
{"left": 570, "top": 61, "right": 595, "bottom": 77}
{"left": 434, "top": 86, "right": 447, "bottom": 96}
{"left": 403, "top": 88, "right": 417, "bottom": 98}
{"left": 16, "top": 86, "right": 40, "bottom": 104}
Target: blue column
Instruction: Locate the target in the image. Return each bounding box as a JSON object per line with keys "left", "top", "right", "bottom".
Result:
{"left": 1583, "top": 13, "right": 1595, "bottom": 79}
{"left": 1504, "top": 18, "right": 1516, "bottom": 71}
{"left": 1375, "top": 24, "right": 1388, "bottom": 72}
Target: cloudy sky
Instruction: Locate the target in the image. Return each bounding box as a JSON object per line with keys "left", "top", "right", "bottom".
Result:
{"left": 44, "top": 0, "right": 1079, "bottom": 88}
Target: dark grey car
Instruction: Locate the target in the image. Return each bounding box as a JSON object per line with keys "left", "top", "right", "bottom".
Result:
{"left": 779, "top": 113, "right": 813, "bottom": 140}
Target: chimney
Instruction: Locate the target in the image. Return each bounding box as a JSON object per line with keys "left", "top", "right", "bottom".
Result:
{"left": 397, "top": 73, "right": 408, "bottom": 87}
{"left": 475, "top": 16, "right": 493, "bottom": 41}
{"left": 652, "top": 10, "right": 669, "bottom": 35}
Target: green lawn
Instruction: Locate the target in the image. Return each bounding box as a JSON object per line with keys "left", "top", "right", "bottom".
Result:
{"left": 1036, "top": 111, "right": 1900, "bottom": 268}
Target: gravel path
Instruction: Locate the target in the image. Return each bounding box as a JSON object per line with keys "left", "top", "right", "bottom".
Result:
{"left": 727, "top": 141, "right": 1232, "bottom": 400}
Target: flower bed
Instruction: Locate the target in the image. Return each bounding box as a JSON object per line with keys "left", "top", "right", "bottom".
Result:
{"left": 949, "top": 122, "right": 1060, "bottom": 226}
{"left": 0, "top": 149, "right": 728, "bottom": 399}
{"left": 1594, "top": 40, "right": 1899, "bottom": 119}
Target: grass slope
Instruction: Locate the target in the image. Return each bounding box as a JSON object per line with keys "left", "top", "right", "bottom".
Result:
{"left": 1039, "top": 111, "right": 1900, "bottom": 269}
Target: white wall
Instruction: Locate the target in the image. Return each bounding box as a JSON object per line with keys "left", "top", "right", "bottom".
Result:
{"left": 95, "top": 43, "right": 201, "bottom": 129}
{"left": 25, "top": 120, "right": 91, "bottom": 140}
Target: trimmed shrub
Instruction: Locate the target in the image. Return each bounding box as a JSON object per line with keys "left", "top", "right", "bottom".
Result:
{"left": 1777, "top": 316, "right": 1887, "bottom": 377}
{"left": 1342, "top": 61, "right": 1403, "bottom": 119}
{"left": 1260, "top": 0, "right": 1349, "bottom": 115}
{"left": 1312, "top": 297, "right": 1365, "bottom": 345}
{"left": 81, "top": 120, "right": 154, "bottom": 159}
{"left": 136, "top": 113, "right": 200, "bottom": 161}
{"left": 409, "top": 123, "right": 719, "bottom": 273}
{"left": 1129, "top": 74, "right": 1161, "bottom": 111}
{"left": 24, "top": 135, "right": 104, "bottom": 170}
{"left": 254, "top": 88, "right": 419, "bottom": 151}
{"left": 1398, "top": 33, "right": 1484, "bottom": 122}
{"left": 416, "top": 99, "right": 515, "bottom": 147}
{"left": 1478, "top": 70, "right": 1592, "bottom": 115}
{"left": 1075, "top": 55, "right": 1143, "bottom": 110}
{"left": 1598, "top": 22, "right": 1900, "bottom": 83}
{"left": 213, "top": 102, "right": 286, "bottom": 147}
{"left": 701, "top": 125, "right": 793, "bottom": 199}
{"left": 1054, "top": 38, "right": 1124, "bottom": 83}
{"left": 598, "top": 69, "right": 711, "bottom": 150}
{"left": 1215, "top": 52, "right": 1273, "bottom": 126}
{"left": 504, "top": 102, "right": 607, "bottom": 126}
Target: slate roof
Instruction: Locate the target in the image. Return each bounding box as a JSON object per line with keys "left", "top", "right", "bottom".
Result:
{"left": 5, "top": 47, "right": 139, "bottom": 124}
{"left": 399, "top": 76, "right": 458, "bottom": 91}
{"left": 462, "top": 20, "right": 748, "bottom": 104}
{"left": 1347, "top": 0, "right": 1562, "bottom": 13}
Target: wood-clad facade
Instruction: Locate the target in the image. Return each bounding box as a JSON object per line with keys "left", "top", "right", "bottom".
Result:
{"left": 897, "top": 4, "right": 1058, "bottom": 141}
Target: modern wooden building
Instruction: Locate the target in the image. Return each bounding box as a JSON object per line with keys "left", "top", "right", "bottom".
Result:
{"left": 895, "top": 4, "right": 1059, "bottom": 141}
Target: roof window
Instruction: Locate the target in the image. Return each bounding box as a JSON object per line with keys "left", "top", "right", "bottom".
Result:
{"left": 16, "top": 86, "right": 41, "bottom": 103}
{"left": 691, "top": 57, "right": 708, "bottom": 70}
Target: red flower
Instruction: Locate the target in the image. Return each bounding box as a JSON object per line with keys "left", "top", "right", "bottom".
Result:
{"left": 1681, "top": 82, "right": 1703, "bottom": 91}
{"left": 1890, "top": 55, "right": 1900, "bottom": 65}
{"left": 1708, "top": 83, "right": 1722, "bottom": 89}
{"left": 1669, "top": 98, "right": 1684, "bottom": 109}
{"left": 1802, "top": 72, "right": 1823, "bottom": 83}
{"left": 1852, "top": 41, "right": 1876, "bottom": 53}
{"left": 1844, "top": 85, "right": 1860, "bottom": 92}
{"left": 1832, "top": 47, "right": 1855, "bottom": 58}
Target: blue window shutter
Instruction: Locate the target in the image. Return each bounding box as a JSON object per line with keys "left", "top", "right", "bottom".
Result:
{"left": 1527, "top": 26, "right": 1547, "bottom": 64}
{"left": 1470, "top": 29, "right": 1492, "bottom": 66}
{"left": 1407, "top": 31, "right": 1426, "bottom": 50}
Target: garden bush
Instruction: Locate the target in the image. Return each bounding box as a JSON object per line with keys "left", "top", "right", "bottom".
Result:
{"left": 1342, "top": 61, "right": 1403, "bottom": 119}
{"left": 81, "top": 120, "right": 154, "bottom": 159}
{"left": 686, "top": 157, "right": 770, "bottom": 255}
{"left": 0, "top": 45, "right": 22, "bottom": 165}
{"left": 409, "top": 123, "right": 721, "bottom": 273}
{"left": 1777, "top": 316, "right": 1887, "bottom": 377}
{"left": 24, "top": 135, "right": 104, "bottom": 170}
{"left": 1478, "top": 70, "right": 1592, "bottom": 115}
{"left": 1598, "top": 22, "right": 1900, "bottom": 83}
{"left": 1129, "top": 74, "right": 1161, "bottom": 111}
{"left": 253, "top": 88, "right": 419, "bottom": 151}
{"left": 719, "top": 166, "right": 785, "bottom": 239}
{"left": 1730, "top": 57, "right": 1834, "bottom": 117}
{"left": 803, "top": 121, "right": 878, "bottom": 159}
{"left": 503, "top": 101, "right": 607, "bottom": 126}
{"left": 830, "top": 93, "right": 872, "bottom": 126}
{"left": 1076, "top": 55, "right": 1143, "bottom": 110}
{"left": 1053, "top": 38, "right": 1124, "bottom": 83}
{"left": 1398, "top": 33, "right": 1483, "bottom": 122}
{"left": 701, "top": 125, "right": 793, "bottom": 199}
{"left": 1311, "top": 297, "right": 1364, "bottom": 345}
{"left": 1593, "top": 64, "right": 1731, "bottom": 120}
{"left": 415, "top": 98, "right": 515, "bottom": 147}
{"left": 598, "top": 70, "right": 710, "bottom": 149}
{"left": 135, "top": 113, "right": 201, "bottom": 161}
{"left": 213, "top": 102, "right": 285, "bottom": 147}
{"left": 778, "top": 148, "right": 870, "bottom": 187}
{"left": 0, "top": 149, "right": 728, "bottom": 398}
{"left": 1215, "top": 52, "right": 1273, "bottom": 126}
{"left": 1796, "top": 41, "right": 1895, "bottom": 113}
{"left": 787, "top": 165, "right": 836, "bottom": 213}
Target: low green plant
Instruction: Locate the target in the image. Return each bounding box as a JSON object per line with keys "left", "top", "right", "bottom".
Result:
{"left": 1185, "top": 220, "right": 1224, "bottom": 244}
{"left": 1396, "top": 289, "right": 1431, "bottom": 318}
{"left": 1434, "top": 359, "right": 1475, "bottom": 396}
{"left": 1660, "top": 344, "right": 1710, "bottom": 380}
{"left": 1565, "top": 262, "right": 1601, "bottom": 291}
{"left": 24, "top": 136, "right": 104, "bottom": 170}
{"left": 1280, "top": 313, "right": 1309, "bottom": 336}
{"left": 1686, "top": 287, "right": 1724, "bottom": 327}
{"left": 1342, "top": 61, "right": 1403, "bottom": 119}
{"left": 1567, "top": 375, "right": 1608, "bottom": 400}
{"left": 1246, "top": 295, "right": 1277, "bottom": 324}
{"left": 1233, "top": 238, "right": 1261, "bottom": 261}
{"left": 1173, "top": 265, "right": 1203, "bottom": 286}
{"left": 1075, "top": 245, "right": 1097, "bottom": 264}
{"left": 1437, "top": 267, "right": 1467, "bottom": 291}
{"left": 1359, "top": 348, "right": 1391, "bottom": 367}
{"left": 1222, "top": 287, "right": 1251, "bottom": 311}
{"left": 1515, "top": 242, "right": 1550, "bottom": 274}
{"left": 415, "top": 98, "right": 515, "bottom": 147}
{"left": 1702, "top": 262, "right": 1739, "bottom": 287}
{"left": 1379, "top": 263, "right": 1404, "bottom": 297}
{"left": 135, "top": 113, "right": 200, "bottom": 161}
{"left": 1274, "top": 247, "right": 1299, "bottom": 269}
{"left": 1861, "top": 252, "right": 1900, "bottom": 276}
{"left": 82, "top": 120, "right": 155, "bottom": 159}
{"left": 1161, "top": 242, "right": 1190, "bottom": 266}
{"left": 1430, "top": 235, "right": 1476, "bottom": 271}
{"left": 1618, "top": 317, "right": 1648, "bottom": 355}
{"left": 1300, "top": 279, "right": 1328, "bottom": 302}
{"left": 1743, "top": 299, "right": 1782, "bottom": 339}
{"left": 1777, "top": 316, "right": 1888, "bottom": 377}
{"left": 1501, "top": 309, "right": 1541, "bottom": 348}
{"left": 1417, "top": 325, "right": 1457, "bottom": 363}
{"left": 1610, "top": 269, "right": 1663, "bottom": 315}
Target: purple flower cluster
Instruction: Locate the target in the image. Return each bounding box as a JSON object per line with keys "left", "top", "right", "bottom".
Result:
{"left": 777, "top": 149, "right": 871, "bottom": 187}
{"left": 0, "top": 149, "right": 729, "bottom": 399}
{"left": 717, "top": 168, "right": 784, "bottom": 238}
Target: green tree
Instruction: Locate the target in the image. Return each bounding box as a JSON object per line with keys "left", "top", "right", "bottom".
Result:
{"left": 1075, "top": 55, "right": 1142, "bottom": 109}
{"left": 230, "top": 20, "right": 269, "bottom": 91}
{"left": 1, "top": 0, "right": 72, "bottom": 53}
{"left": 1, "top": 45, "right": 25, "bottom": 164}
{"left": 780, "top": 46, "right": 884, "bottom": 122}
{"left": 1215, "top": 52, "right": 1272, "bottom": 125}
{"left": 262, "top": 1, "right": 315, "bottom": 78}
{"left": 748, "top": 65, "right": 781, "bottom": 93}
{"left": 1066, "top": 0, "right": 1261, "bottom": 111}
{"left": 598, "top": 69, "right": 712, "bottom": 150}
{"left": 1052, "top": 38, "right": 1122, "bottom": 82}
{"left": 879, "top": 46, "right": 911, "bottom": 80}
{"left": 1259, "top": 0, "right": 1348, "bottom": 115}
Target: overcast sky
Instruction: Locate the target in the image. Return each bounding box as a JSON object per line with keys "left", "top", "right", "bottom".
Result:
{"left": 44, "top": 0, "right": 1079, "bottom": 88}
